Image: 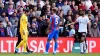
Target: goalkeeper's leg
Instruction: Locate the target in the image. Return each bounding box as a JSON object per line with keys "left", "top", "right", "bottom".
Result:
{"left": 16, "top": 33, "right": 28, "bottom": 53}
{"left": 15, "top": 33, "right": 21, "bottom": 54}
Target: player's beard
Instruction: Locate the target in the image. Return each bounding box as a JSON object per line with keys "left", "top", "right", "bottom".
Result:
{"left": 81, "top": 14, "right": 85, "bottom": 17}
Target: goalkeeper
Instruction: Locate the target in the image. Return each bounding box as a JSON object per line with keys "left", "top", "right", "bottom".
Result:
{"left": 15, "top": 9, "right": 30, "bottom": 54}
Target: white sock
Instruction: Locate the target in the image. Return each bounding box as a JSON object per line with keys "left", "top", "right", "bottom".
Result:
{"left": 83, "top": 41, "right": 87, "bottom": 52}
{"left": 80, "top": 42, "right": 83, "bottom": 53}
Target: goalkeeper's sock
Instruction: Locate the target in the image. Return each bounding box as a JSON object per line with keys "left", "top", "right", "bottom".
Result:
{"left": 83, "top": 41, "right": 87, "bottom": 53}
{"left": 46, "top": 42, "right": 50, "bottom": 52}
{"left": 54, "top": 42, "right": 58, "bottom": 53}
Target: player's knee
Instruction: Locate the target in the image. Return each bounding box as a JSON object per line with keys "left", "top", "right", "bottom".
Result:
{"left": 81, "top": 37, "right": 85, "bottom": 42}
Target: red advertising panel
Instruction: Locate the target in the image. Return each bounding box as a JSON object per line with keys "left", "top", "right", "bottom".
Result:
{"left": 0, "top": 37, "right": 100, "bottom": 53}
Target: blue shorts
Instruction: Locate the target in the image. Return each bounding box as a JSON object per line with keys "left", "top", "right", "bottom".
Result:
{"left": 48, "top": 29, "right": 59, "bottom": 40}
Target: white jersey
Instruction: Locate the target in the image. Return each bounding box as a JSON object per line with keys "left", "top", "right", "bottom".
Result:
{"left": 76, "top": 16, "right": 90, "bottom": 33}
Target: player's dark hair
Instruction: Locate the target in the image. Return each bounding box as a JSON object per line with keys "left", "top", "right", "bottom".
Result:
{"left": 52, "top": 9, "right": 57, "bottom": 13}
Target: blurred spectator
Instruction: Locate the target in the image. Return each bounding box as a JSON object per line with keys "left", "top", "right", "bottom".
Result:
{"left": 37, "top": 16, "right": 48, "bottom": 36}
{"left": 56, "top": 0, "right": 64, "bottom": 7}
{"left": 89, "top": 22, "right": 100, "bottom": 37}
{"left": 78, "top": 1, "right": 86, "bottom": 10}
{"left": 46, "top": 4, "right": 51, "bottom": 15}
{"left": 31, "top": 16, "right": 38, "bottom": 27}
{"left": 37, "top": 17, "right": 43, "bottom": 36}
{"left": 6, "top": 22, "right": 13, "bottom": 37}
{"left": 0, "top": 0, "right": 3, "bottom": 3}
{"left": 87, "top": 10, "right": 94, "bottom": 22}
{"left": 74, "top": 14, "right": 79, "bottom": 33}
{"left": 70, "top": 1, "right": 75, "bottom": 11}
{"left": 16, "top": 0, "right": 26, "bottom": 9}
{"left": 69, "top": 25, "right": 75, "bottom": 37}
{"left": 85, "top": 0, "right": 92, "bottom": 10}
{"left": 10, "top": 12, "right": 18, "bottom": 37}
{"left": 26, "top": 4, "right": 34, "bottom": 10}
{"left": 52, "top": 2, "right": 56, "bottom": 9}
{"left": 57, "top": 6, "right": 64, "bottom": 24}
{"left": 73, "top": 6, "right": 79, "bottom": 14}
{"left": 29, "top": 23, "right": 38, "bottom": 37}
{"left": 62, "top": 1, "right": 71, "bottom": 16}
{"left": 0, "top": 11, "right": 6, "bottom": 22}
{"left": 67, "top": 10, "right": 73, "bottom": 16}
{"left": 75, "top": 0, "right": 81, "bottom": 6}
{"left": 7, "top": 4, "right": 14, "bottom": 19}
{"left": 0, "top": 3, "right": 6, "bottom": 15}
{"left": 45, "top": 4, "right": 51, "bottom": 19}
{"left": 37, "top": 1, "right": 42, "bottom": 10}
{"left": 68, "top": 1, "right": 71, "bottom": 6}
{"left": 41, "top": 0, "right": 50, "bottom": 15}
{"left": 26, "top": 0, "right": 34, "bottom": 5}
{"left": 34, "top": 0, "right": 45, "bottom": 8}
{"left": 10, "top": 12, "right": 18, "bottom": 25}
{"left": 41, "top": 3, "right": 47, "bottom": 16}
{"left": 57, "top": 6, "right": 62, "bottom": 15}
{"left": 94, "top": 17, "right": 99, "bottom": 31}
{"left": 19, "top": 7, "right": 24, "bottom": 15}
{"left": 14, "top": 9, "right": 18, "bottom": 13}
{"left": 45, "top": 0, "right": 50, "bottom": 5}
{"left": 32, "top": 6, "right": 41, "bottom": 18}
{"left": 0, "top": 21, "right": 7, "bottom": 37}
{"left": 0, "top": 1, "right": 2, "bottom": 7}
{"left": 67, "top": 10, "right": 74, "bottom": 21}
{"left": 64, "top": 15, "right": 72, "bottom": 36}
{"left": 5, "top": 0, "right": 14, "bottom": 4}
{"left": 98, "top": 12, "right": 100, "bottom": 30}
{"left": 90, "top": 2, "right": 97, "bottom": 11}
{"left": 37, "top": 6, "right": 42, "bottom": 17}
{"left": 92, "top": 6, "right": 99, "bottom": 16}
{"left": 2, "top": 17, "right": 9, "bottom": 28}
{"left": 5, "top": 0, "right": 14, "bottom": 9}
{"left": 59, "top": 20, "right": 64, "bottom": 36}
{"left": 88, "top": 14, "right": 92, "bottom": 23}
{"left": 40, "top": 15, "right": 48, "bottom": 36}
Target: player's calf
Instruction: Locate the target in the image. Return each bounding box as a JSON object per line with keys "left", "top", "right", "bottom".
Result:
{"left": 44, "top": 39, "right": 51, "bottom": 54}
{"left": 80, "top": 37, "right": 87, "bottom": 54}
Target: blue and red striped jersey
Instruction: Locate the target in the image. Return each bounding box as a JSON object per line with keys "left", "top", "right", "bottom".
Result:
{"left": 50, "top": 14, "right": 60, "bottom": 30}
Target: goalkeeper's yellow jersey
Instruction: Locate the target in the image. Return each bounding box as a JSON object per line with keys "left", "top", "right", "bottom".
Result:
{"left": 19, "top": 14, "right": 28, "bottom": 33}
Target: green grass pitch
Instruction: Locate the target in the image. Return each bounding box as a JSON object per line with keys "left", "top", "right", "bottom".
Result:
{"left": 0, "top": 53, "right": 100, "bottom": 56}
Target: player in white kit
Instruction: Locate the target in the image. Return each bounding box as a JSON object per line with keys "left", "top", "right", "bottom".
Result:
{"left": 66, "top": 10, "right": 91, "bottom": 54}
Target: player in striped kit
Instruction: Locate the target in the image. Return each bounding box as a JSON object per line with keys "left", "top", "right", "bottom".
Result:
{"left": 44, "top": 9, "right": 60, "bottom": 55}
